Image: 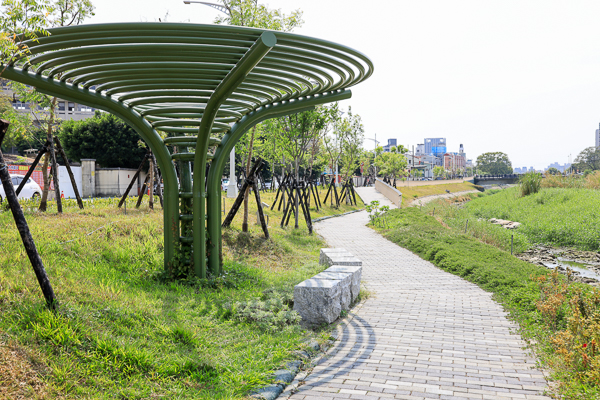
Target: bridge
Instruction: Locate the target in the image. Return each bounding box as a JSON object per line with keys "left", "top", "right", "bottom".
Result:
{"left": 473, "top": 174, "right": 523, "bottom": 185}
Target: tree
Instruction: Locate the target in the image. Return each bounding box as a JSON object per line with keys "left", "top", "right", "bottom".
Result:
{"left": 433, "top": 166, "right": 445, "bottom": 179}
{"left": 58, "top": 111, "right": 147, "bottom": 168}
{"left": 374, "top": 151, "right": 407, "bottom": 187}
{"left": 546, "top": 167, "right": 560, "bottom": 175}
{"left": 573, "top": 147, "right": 600, "bottom": 172}
{"left": 337, "top": 107, "right": 364, "bottom": 182}
{"left": 1, "top": 0, "right": 95, "bottom": 212}
{"left": 267, "top": 108, "right": 327, "bottom": 228}
{"left": 475, "top": 152, "right": 513, "bottom": 175}
{"left": 0, "top": 88, "right": 31, "bottom": 152}
{"left": 214, "top": 0, "right": 303, "bottom": 231}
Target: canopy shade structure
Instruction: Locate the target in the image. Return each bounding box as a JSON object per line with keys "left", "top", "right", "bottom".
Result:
{"left": 1, "top": 22, "right": 374, "bottom": 278}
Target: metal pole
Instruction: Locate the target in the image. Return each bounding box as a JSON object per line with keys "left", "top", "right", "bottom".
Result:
{"left": 511, "top": 234, "right": 514, "bottom": 255}
{"left": 465, "top": 219, "right": 468, "bottom": 233}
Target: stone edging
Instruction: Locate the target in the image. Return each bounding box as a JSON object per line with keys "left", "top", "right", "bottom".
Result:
{"left": 311, "top": 208, "right": 364, "bottom": 223}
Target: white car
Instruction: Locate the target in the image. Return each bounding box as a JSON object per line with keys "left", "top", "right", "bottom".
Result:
{"left": 0, "top": 174, "right": 42, "bottom": 203}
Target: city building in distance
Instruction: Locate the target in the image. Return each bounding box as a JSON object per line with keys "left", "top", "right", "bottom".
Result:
{"left": 424, "top": 138, "right": 446, "bottom": 158}
{"left": 1, "top": 79, "right": 96, "bottom": 124}
{"left": 382, "top": 138, "right": 397, "bottom": 152}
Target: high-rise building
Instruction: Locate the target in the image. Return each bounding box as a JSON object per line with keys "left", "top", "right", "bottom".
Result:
{"left": 382, "top": 138, "right": 397, "bottom": 152}
{"left": 424, "top": 138, "right": 446, "bottom": 158}
{"left": 596, "top": 123, "right": 600, "bottom": 147}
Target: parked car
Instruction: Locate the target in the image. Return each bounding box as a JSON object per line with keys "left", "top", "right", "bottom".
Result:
{"left": 0, "top": 174, "right": 42, "bottom": 203}
{"left": 264, "top": 180, "right": 272, "bottom": 190}
{"left": 221, "top": 179, "right": 229, "bottom": 191}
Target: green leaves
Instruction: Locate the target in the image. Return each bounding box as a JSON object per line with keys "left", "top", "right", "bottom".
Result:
{"left": 475, "top": 151, "right": 513, "bottom": 175}
{"left": 213, "top": 0, "right": 303, "bottom": 32}
{"left": 57, "top": 112, "right": 147, "bottom": 168}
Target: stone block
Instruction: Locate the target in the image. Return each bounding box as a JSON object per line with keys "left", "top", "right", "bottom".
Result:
{"left": 312, "top": 271, "right": 352, "bottom": 310}
{"left": 323, "top": 254, "right": 362, "bottom": 267}
{"left": 325, "top": 265, "right": 362, "bottom": 302}
{"left": 294, "top": 278, "right": 342, "bottom": 326}
{"left": 319, "top": 248, "right": 350, "bottom": 265}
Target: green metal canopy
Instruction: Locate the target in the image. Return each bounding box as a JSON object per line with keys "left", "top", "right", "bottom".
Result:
{"left": 1, "top": 22, "right": 373, "bottom": 277}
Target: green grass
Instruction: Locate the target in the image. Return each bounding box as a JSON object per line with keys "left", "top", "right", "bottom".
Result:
{"left": 377, "top": 201, "right": 600, "bottom": 399}
{"left": 464, "top": 186, "right": 600, "bottom": 251}
{"left": 0, "top": 191, "right": 362, "bottom": 399}
{"left": 398, "top": 181, "right": 476, "bottom": 206}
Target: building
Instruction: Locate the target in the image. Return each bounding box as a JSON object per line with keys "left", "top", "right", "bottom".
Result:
{"left": 596, "top": 123, "right": 600, "bottom": 147}
{"left": 382, "top": 138, "right": 397, "bottom": 152}
{"left": 1, "top": 79, "right": 96, "bottom": 123}
{"left": 406, "top": 153, "right": 437, "bottom": 178}
{"left": 443, "top": 152, "right": 466, "bottom": 172}
{"left": 424, "top": 138, "right": 446, "bottom": 158}
{"left": 546, "top": 162, "right": 571, "bottom": 172}
{"left": 415, "top": 143, "right": 425, "bottom": 156}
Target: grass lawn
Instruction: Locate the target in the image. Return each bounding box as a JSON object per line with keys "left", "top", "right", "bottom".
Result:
{"left": 0, "top": 187, "right": 362, "bottom": 399}
{"left": 465, "top": 186, "right": 600, "bottom": 251}
{"left": 396, "top": 181, "right": 477, "bottom": 206}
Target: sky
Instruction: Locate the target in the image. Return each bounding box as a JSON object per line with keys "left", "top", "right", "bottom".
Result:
{"left": 86, "top": 0, "right": 600, "bottom": 170}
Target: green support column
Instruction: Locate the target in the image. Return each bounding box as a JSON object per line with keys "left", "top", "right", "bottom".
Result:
{"left": 206, "top": 90, "right": 353, "bottom": 274}
{"left": 193, "top": 32, "right": 276, "bottom": 277}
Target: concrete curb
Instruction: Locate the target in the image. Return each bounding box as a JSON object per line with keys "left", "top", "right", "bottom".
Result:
{"left": 311, "top": 208, "right": 364, "bottom": 223}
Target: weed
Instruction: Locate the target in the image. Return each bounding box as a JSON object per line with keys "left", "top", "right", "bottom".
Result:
{"left": 520, "top": 172, "right": 542, "bottom": 196}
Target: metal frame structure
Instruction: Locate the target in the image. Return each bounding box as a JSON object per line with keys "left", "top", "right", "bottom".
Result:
{"left": 1, "top": 23, "right": 373, "bottom": 277}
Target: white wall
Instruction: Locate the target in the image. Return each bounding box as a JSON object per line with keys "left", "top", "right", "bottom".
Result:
{"left": 58, "top": 166, "right": 82, "bottom": 199}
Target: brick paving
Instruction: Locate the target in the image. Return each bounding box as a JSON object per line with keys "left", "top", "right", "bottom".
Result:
{"left": 286, "top": 188, "right": 550, "bottom": 400}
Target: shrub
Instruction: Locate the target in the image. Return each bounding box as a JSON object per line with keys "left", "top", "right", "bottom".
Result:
{"left": 519, "top": 172, "right": 542, "bottom": 196}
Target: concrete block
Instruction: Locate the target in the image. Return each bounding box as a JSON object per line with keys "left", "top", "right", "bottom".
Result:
{"left": 323, "top": 254, "right": 362, "bottom": 267}
{"left": 325, "top": 265, "right": 362, "bottom": 302}
{"left": 319, "top": 248, "right": 350, "bottom": 265}
{"left": 294, "top": 278, "right": 342, "bottom": 326}
{"left": 312, "top": 271, "right": 352, "bottom": 310}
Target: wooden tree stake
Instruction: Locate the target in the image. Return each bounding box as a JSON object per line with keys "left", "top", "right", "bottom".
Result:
{"left": 0, "top": 120, "right": 57, "bottom": 310}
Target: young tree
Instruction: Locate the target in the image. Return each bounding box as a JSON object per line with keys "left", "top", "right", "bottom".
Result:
{"left": 374, "top": 150, "right": 407, "bottom": 187}
{"left": 1, "top": 0, "right": 95, "bottom": 212}
{"left": 271, "top": 109, "right": 327, "bottom": 228}
{"left": 433, "top": 165, "right": 445, "bottom": 179}
{"left": 338, "top": 107, "right": 364, "bottom": 182}
{"left": 475, "top": 152, "right": 513, "bottom": 175}
{"left": 214, "top": 0, "right": 303, "bottom": 231}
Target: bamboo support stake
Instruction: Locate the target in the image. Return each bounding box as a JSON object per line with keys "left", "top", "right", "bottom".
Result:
{"left": 118, "top": 153, "right": 148, "bottom": 208}
{"left": 15, "top": 140, "right": 49, "bottom": 196}
{"left": 136, "top": 173, "right": 150, "bottom": 208}
{"left": 54, "top": 136, "right": 84, "bottom": 209}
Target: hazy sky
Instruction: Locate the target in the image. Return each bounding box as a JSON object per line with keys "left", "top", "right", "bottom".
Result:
{"left": 87, "top": 0, "right": 600, "bottom": 169}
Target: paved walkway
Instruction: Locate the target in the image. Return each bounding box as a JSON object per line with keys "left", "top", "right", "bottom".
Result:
{"left": 286, "top": 187, "right": 550, "bottom": 400}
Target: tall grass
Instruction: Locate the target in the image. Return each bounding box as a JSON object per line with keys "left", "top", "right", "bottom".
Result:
{"left": 422, "top": 196, "right": 530, "bottom": 254}
{"left": 466, "top": 186, "right": 600, "bottom": 251}
{"left": 0, "top": 191, "right": 362, "bottom": 398}
{"left": 542, "top": 170, "right": 600, "bottom": 190}
{"left": 519, "top": 171, "right": 542, "bottom": 196}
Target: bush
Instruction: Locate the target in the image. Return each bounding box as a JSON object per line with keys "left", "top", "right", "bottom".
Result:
{"left": 519, "top": 172, "right": 542, "bottom": 196}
